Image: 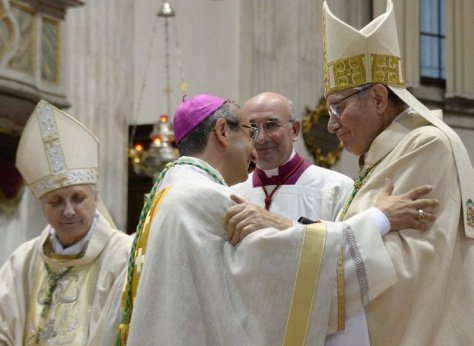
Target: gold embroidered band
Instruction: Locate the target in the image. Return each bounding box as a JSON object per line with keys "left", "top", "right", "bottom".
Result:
{"left": 117, "top": 186, "right": 172, "bottom": 345}
{"left": 371, "top": 54, "right": 405, "bottom": 86}
{"left": 325, "top": 55, "right": 367, "bottom": 96}
{"left": 336, "top": 250, "right": 345, "bottom": 331}
{"left": 283, "top": 223, "right": 327, "bottom": 345}
{"left": 324, "top": 54, "right": 405, "bottom": 96}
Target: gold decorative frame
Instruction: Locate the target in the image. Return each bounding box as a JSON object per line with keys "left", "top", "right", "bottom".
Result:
{"left": 302, "top": 97, "right": 343, "bottom": 168}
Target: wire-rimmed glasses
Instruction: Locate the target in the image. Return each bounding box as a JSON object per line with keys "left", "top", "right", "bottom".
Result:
{"left": 250, "top": 119, "right": 294, "bottom": 135}
{"left": 226, "top": 120, "right": 259, "bottom": 143}
{"left": 328, "top": 84, "right": 373, "bottom": 118}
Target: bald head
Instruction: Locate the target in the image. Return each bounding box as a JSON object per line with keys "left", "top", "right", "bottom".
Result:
{"left": 243, "top": 92, "right": 293, "bottom": 119}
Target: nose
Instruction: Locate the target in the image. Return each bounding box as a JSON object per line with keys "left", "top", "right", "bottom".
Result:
{"left": 255, "top": 126, "right": 269, "bottom": 144}
{"left": 327, "top": 113, "right": 341, "bottom": 134}
{"left": 63, "top": 201, "right": 75, "bottom": 217}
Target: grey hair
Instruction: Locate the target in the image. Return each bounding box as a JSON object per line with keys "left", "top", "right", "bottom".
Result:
{"left": 177, "top": 100, "right": 241, "bottom": 156}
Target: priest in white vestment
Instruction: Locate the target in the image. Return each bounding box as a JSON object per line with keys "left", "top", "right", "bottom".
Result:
{"left": 0, "top": 100, "right": 132, "bottom": 345}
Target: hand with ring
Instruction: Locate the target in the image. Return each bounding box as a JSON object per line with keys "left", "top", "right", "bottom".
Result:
{"left": 375, "top": 178, "right": 438, "bottom": 231}
{"left": 417, "top": 209, "right": 426, "bottom": 220}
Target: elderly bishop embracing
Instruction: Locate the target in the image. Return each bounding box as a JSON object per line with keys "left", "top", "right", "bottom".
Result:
{"left": 322, "top": 0, "right": 474, "bottom": 344}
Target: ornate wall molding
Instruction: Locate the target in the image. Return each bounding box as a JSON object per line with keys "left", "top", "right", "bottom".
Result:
{"left": 0, "top": 0, "right": 82, "bottom": 137}
{"left": 303, "top": 97, "right": 343, "bottom": 168}
{"left": 0, "top": 0, "right": 20, "bottom": 69}
{"left": 22, "top": 0, "right": 84, "bottom": 20}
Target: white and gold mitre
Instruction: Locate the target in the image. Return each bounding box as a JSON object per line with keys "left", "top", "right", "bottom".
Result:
{"left": 323, "top": 0, "right": 405, "bottom": 97}
{"left": 16, "top": 100, "right": 99, "bottom": 199}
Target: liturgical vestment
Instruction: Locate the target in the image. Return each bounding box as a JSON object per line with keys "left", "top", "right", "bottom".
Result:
{"left": 121, "top": 157, "right": 396, "bottom": 345}
{"left": 232, "top": 151, "right": 371, "bottom": 345}
{"left": 345, "top": 109, "right": 474, "bottom": 345}
{"left": 0, "top": 213, "right": 132, "bottom": 345}
{"left": 232, "top": 151, "right": 353, "bottom": 222}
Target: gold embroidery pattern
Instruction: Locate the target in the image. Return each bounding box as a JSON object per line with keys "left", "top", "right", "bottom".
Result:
{"left": 466, "top": 199, "right": 474, "bottom": 227}
{"left": 323, "top": 9, "right": 328, "bottom": 92}
{"left": 283, "top": 224, "right": 327, "bottom": 345}
{"left": 371, "top": 54, "right": 405, "bottom": 86}
{"left": 324, "top": 53, "right": 405, "bottom": 96}
{"left": 325, "top": 55, "right": 366, "bottom": 95}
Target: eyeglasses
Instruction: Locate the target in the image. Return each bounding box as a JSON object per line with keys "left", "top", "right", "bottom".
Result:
{"left": 226, "top": 120, "right": 259, "bottom": 143}
{"left": 250, "top": 119, "right": 294, "bottom": 135}
{"left": 328, "top": 84, "right": 373, "bottom": 119}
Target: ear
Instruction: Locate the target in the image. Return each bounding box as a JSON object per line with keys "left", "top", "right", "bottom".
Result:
{"left": 371, "top": 84, "right": 389, "bottom": 114}
{"left": 213, "top": 118, "right": 229, "bottom": 147}
{"left": 291, "top": 120, "right": 301, "bottom": 142}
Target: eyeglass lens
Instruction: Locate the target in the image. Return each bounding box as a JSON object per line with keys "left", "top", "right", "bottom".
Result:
{"left": 227, "top": 121, "right": 258, "bottom": 142}
{"left": 329, "top": 84, "right": 373, "bottom": 118}
{"left": 251, "top": 120, "right": 292, "bottom": 134}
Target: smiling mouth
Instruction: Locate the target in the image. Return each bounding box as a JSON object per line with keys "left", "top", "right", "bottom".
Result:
{"left": 337, "top": 130, "right": 349, "bottom": 140}
{"left": 256, "top": 146, "right": 275, "bottom": 152}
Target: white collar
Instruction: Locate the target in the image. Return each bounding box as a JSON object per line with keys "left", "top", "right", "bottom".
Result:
{"left": 258, "top": 149, "right": 296, "bottom": 178}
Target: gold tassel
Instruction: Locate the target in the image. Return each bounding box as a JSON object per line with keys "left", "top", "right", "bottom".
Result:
{"left": 115, "top": 323, "right": 129, "bottom": 346}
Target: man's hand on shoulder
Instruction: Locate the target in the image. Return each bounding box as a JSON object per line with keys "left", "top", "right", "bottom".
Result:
{"left": 224, "top": 195, "right": 293, "bottom": 245}
{"left": 375, "top": 178, "right": 439, "bottom": 231}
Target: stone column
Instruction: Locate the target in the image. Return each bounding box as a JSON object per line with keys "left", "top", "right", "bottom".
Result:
{"left": 63, "top": 0, "right": 135, "bottom": 230}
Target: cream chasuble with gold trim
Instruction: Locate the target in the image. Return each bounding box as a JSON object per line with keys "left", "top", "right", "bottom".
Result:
{"left": 115, "top": 157, "right": 395, "bottom": 346}
{"left": 24, "top": 248, "right": 100, "bottom": 344}
{"left": 0, "top": 214, "right": 132, "bottom": 346}
{"left": 348, "top": 111, "right": 474, "bottom": 345}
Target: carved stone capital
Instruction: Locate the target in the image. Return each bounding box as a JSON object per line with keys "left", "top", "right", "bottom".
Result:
{"left": 20, "top": 0, "right": 84, "bottom": 20}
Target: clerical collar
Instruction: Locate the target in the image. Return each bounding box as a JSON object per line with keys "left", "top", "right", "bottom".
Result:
{"left": 252, "top": 151, "right": 311, "bottom": 188}
{"left": 258, "top": 150, "right": 296, "bottom": 178}
{"left": 49, "top": 209, "right": 99, "bottom": 255}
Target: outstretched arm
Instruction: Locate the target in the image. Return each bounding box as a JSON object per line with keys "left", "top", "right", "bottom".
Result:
{"left": 224, "top": 179, "right": 438, "bottom": 245}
